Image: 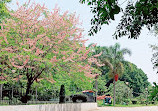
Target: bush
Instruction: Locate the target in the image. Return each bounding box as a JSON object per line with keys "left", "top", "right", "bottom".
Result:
{"left": 71, "top": 94, "right": 87, "bottom": 103}
{"left": 131, "top": 98, "right": 138, "bottom": 104}
{"left": 132, "top": 101, "right": 137, "bottom": 104}
{"left": 123, "top": 99, "right": 131, "bottom": 105}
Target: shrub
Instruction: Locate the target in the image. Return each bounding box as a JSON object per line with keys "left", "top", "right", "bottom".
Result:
{"left": 71, "top": 94, "right": 87, "bottom": 103}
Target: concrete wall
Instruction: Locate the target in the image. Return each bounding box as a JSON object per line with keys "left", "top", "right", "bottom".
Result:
{"left": 81, "top": 103, "right": 97, "bottom": 111}
{"left": 0, "top": 103, "right": 97, "bottom": 111}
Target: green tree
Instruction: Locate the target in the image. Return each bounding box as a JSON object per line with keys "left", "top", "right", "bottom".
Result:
{"left": 80, "top": 0, "right": 158, "bottom": 38}
{"left": 89, "top": 43, "right": 131, "bottom": 105}
{"left": 120, "top": 61, "right": 150, "bottom": 97}
{"left": 108, "top": 80, "right": 133, "bottom": 104}
{"left": 149, "top": 82, "right": 158, "bottom": 102}
{"left": 89, "top": 44, "right": 151, "bottom": 104}
{"left": 102, "top": 43, "right": 131, "bottom": 106}
{"left": 95, "top": 75, "right": 108, "bottom": 96}
{"left": 89, "top": 44, "right": 150, "bottom": 96}
{"left": 0, "top": 0, "right": 11, "bottom": 23}
{"left": 0, "top": 2, "right": 99, "bottom": 103}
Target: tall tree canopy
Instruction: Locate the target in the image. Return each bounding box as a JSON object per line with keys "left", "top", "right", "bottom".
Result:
{"left": 90, "top": 43, "right": 131, "bottom": 79}
{"left": 90, "top": 44, "right": 150, "bottom": 97}
{"left": 149, "top": 82, "right": 158, "bottom": 102}
{"left": 0, "top": 2, "right": 102, "bottom": 103}
{"left": 80, "top": 0, "right": 158, "bottom": 39}
{"left": 108, "top": 80, "right": 133, "bottom": 104}
{"left": 89, "top": 43, "right": 131, "bottom": 105}
{"left": 120, "top": 61, "right": 150, "bottom": 97}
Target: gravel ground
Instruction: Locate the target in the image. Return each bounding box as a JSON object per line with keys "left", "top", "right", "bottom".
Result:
{"left": 89, "top": 106, "right": 158, "bottom": 111}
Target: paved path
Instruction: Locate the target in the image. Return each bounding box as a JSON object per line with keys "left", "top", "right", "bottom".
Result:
{"left": 89, "top": 106, "right": 158, "bottom": 111}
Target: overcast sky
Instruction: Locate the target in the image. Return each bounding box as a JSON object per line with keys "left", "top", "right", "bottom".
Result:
{"left": 8, "top": 0, "right": 158, "bottom": 84}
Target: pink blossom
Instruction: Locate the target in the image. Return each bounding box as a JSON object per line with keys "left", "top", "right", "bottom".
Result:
{"left": 62, "top": 56, "right": 66, "bottom": 60}
{"left": 51, "top": 56, "right": 58, "bottom": 63}
{"left": 90, "top": 43, "right": 97, "bottom": 47}
{"left": 0, "top": 2, "right": 103, "bottom": 87}
{"left": 3, "top": 35, "right": 8, "bottom": 44}
{"left": 35, "top": 48, "right": 44, "bottom": 55}
{"left": 93, "top": 52, "right": 102, "bottom": 57}
{"left": 52, "top": 50, "right": 58, "bottom": 54}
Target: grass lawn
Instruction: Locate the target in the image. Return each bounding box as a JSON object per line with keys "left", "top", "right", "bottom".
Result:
{"left": 97, "top": 100, "right": 158, "bottom": 107}
{"left": 105, "top": 104, "right": 158, "bottom": 107}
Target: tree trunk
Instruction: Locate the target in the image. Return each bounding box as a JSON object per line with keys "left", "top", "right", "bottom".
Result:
{"left": 95, "top": 78, "right": 98, "bottom": 102}
{"left": 21, "top": 82, "right": 32, "bottom": 103}
{"left": 113, "top": 79, "right": 116, "bottom": 106}
{"left": 0, "top": 84, "right": 3, "bottom": 100}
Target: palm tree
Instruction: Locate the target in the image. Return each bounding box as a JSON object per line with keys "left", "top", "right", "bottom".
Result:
{"left": 89, "top": 43, "right": 131, "bottom": 105}
{"left": 101, "top": 43, "right": 131, "bottom": 106}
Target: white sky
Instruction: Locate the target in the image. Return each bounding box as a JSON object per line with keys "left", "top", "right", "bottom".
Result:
{"left": 8, "top": 0, "right": 158, "bottom": 84}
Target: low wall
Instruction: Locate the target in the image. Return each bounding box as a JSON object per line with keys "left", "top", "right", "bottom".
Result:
{"left": 81, "top": 103, "right": 97, "bottom": 111}
{"left": 0, "top": 103, "right": 97, "bottom": 111}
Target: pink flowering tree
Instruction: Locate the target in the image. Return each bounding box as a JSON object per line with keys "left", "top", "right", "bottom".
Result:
{"left": 0, "top": 2, "right": 103, "bottom": 103}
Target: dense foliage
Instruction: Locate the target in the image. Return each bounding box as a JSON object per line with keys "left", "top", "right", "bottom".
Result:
{"left": 0, "top": 2, "right": 102, "bottom": 103}
{"left": 89, "top": 43, "right": 131, "bottom": 79}
{"left": 108, "top": 80, "right": 133, "bottom": 104}
{"left": 120, "top": 61, "right": 150, "bottom": 97}
{"left": 115, "top": 0, "right": 158, "bottom": 39}
{"left": 80, "top": 0, "right": 158, "bottom": 39}
{"left": 96, "top": 76, "right": 108, "bottom": 96}
{"left": 149, "top": 82, "right": 158, "bottom": 102}
{"left": 0, "top": 0, "right": 155, "bottom": 105}
{"left": 89, "top": 43, "right": 132, "bottom": 105}
{"left": 0, "top": 0, "right": 11, "bottom": 23}
{"left": 89, "top": 44, "right": 150, "bottom": 97}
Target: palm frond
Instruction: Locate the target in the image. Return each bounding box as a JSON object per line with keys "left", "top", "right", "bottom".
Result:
{"left": 114, "top": 43, "right": 121, "bottom": 53}
{"left": 102, "top": 59, "right": 113, "bottom": 75}
{"left": 121, "top": 48, "right": 132, "bottom": 56}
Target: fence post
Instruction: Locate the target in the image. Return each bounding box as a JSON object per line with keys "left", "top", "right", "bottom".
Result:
{"left": 12, "top": 85, "right": 14, "bottom": 100}
{"left": 0, "top": 84, "right": 3, "bottom": 100}
{"left": 36, "top": 86, "right": 37, "bottom": 101}
{"left": 95, "top": 75, "right": 99, "bottom": 102}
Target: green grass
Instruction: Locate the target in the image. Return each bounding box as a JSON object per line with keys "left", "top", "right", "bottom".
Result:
{"left": 108, "top": 104, "right": 158, "bottom": 107}
{"left": 97, "top": 100, "right": 158, "bottom": 107}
